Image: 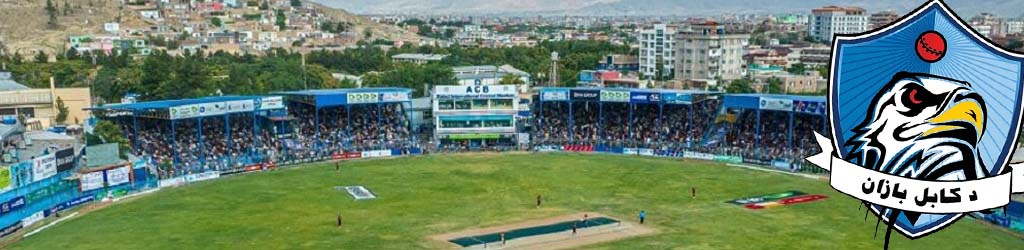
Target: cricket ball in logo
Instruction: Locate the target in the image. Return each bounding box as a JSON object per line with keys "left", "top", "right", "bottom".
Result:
{"left": 816, "top": 0, "right": 1024, "bottom": 242}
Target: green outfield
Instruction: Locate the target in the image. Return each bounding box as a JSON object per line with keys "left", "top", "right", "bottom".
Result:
{"left": 11, "top": 153, "right": 1024, "bottom": 249}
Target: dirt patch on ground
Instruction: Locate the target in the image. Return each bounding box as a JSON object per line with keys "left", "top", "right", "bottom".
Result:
{"left": 430, "top": 212, "right": 656, "bottom": 250}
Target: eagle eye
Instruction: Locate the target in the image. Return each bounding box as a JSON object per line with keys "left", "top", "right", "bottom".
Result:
{"left": 900, "top": 84, "right": 936, "bottom": 109}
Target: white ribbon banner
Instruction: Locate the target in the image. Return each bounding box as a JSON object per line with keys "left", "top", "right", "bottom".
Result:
{"left": 807, "top": 132, "right": 1024, "bottom": 214}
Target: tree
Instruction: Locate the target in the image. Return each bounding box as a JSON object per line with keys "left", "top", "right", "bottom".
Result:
{"left": 55, "top": 97, "right": 68, "bottom": 124}
{"left": 45, "top": 0, "right": 58, "bottom": 29}
{"left": 499, "top": 74, "right": 525, "bottom": 85}
{"left": 259, "top": 0, "right": 269, "bottom": 10}
{"left": 62, "top": 0, "right": 71, "bottom": 15}
{"left": 275, "top": 9, "right": 286, "bottom": 30}
{"left": 363, "top": 28, "right": 373, "bottom": 39}
{"left": 1010, "top": 39, "right": 1024, "bottom": 52}
{"left": 290, "top": 0, "right": 301, "bottom": 7}
{"left": 725, "top": 79, "right": 755, "bottom": 93}
{"left": 34, "top": 51, "right": 48, "bottom": 63}
{"left": 89, "top": 120, "right": 130, "bottom": 158}
{"left": 765, "top": 77, "right": 785, "bottom": 94}
{"left": 211, "top": 17, "right": 222, "bottom": 27}
{"left": 786, "top": 63, "right": 807, "bottom": 75}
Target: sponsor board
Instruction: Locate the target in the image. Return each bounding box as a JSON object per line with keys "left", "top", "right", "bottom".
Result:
{"left": 683, "top": 151, "right": 716, "bottom": 161}
{"left": 638, "top": 148, "right": 655, "bottom": 156}
{"left": 381, "top": 92, "right": 410, "bottom": 102}
{"left": 55, "top": 148, "right": 75, "bottom": 172}
{"left": 360, "top": 150, "right": 392, "bottom": 158}
{"left": 759, "top": 97, "right": 793, "bottom": 111}
{"left": 158, "top": 177, "right": 186, "bottom": 188}
{"left": 794, "top": 100, "right": 826, "bottom": 115}
{"left": 541, "top": 90, "right": 569, "bottom": 101}
{"left": 347, "top": 92, "right": 380, "bottom": 104}
{"left": 0, "top": 221, "right": 21, "bottom": 238}
{"left": 742, "top": 158, "right": 772, "bottom": 166}
{"left": 21, "top": 211, "right": 45, "bottom": 227}
{"left": 600, "top": 90, "right": 630, "bottom": 102}
{"left": 713, "top": 155, "right": 743, "bottom": 164}
{"left": 622, "top": 148, "right": 638, "bottom": 155}
{"left": 257, "top": 96, "right": 285, "bottom": 110}
{"left": 80, "top": 171, "right": 105, "bottom": 191}
{"left": 225, "top": 100, "right": 255, "bottom": 113}
{"left": 0, "top": 196, "right": 25, "bottom": 216}
{"left": 50, "top": 195, "right": 95, "bottom": 213}
{"left": 31, "top": 153, "right": 57, "bottom": 182}
{"left": 184, "top": 172, "right": 220, "bottom": 183}
{"left": 661, "top": 93, "right": 692, "bottom": 104}
{"left": 570, "top": 89, "right": 600, "bottom": 101}
{"left": 105, "top": 166, "right": 132, "bottom": 186}
{"left": 630, "top": 92, "right": 661, "bottom": 104}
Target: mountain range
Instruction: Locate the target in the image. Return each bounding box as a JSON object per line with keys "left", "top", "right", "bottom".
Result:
{"left": 312, "top": 0, "right": 1024, "bottom": 17}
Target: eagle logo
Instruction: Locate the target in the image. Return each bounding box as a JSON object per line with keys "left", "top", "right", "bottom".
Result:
{"left": 825, "top": 0, "right": 1024, "bottom": 241}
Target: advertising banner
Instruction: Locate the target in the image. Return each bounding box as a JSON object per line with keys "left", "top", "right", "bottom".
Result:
{"left": 683, "top": 151, "right": 716, "bottom": 161}
{"left": 713, "top": 155, "right": 743, "bottom": 164}
{"left": 541, "top": 90, "right": 569, "bottom": 101}
{"left": 661, "top": 93, "right": 692, "bottom": 104}
{"left": 257, "top": 96, "right": 285, "bottom": 110}
{"left": 0, "top": 196, "right": 25, "bottom": 216}
{"left": 184, "top": 172, "right": 220, "bottom": 183}
{"left": 759, "top": 97, "right": 793, "bottom": 111}
{"left": 600, "top": 90, "right": 630, "bottom": 102}
{"left": 622, "top": 148, "right": 638, "bottom": 155}
{"left": 105, "top": 166, "right": 132, "bottom": 186}
{"left": 347, "top": 92, "right": 380, "bottom": 104}
{"left": 21, "top": 211, "right": 45, "bottom": 227}
{"left": 638, "top": 148, "right": 655, "bottom": 156}
{"left": 51, "top": 195, "right": 95, "bottom": 213}
{"left": 32, "top": 153, "right": 57, "bottom": 182}
{"left": 742, "top": 158, "right": 771, "bottom": 166}
{"left": 225, "top": 100, "right": 255, "bottom": 113}
{"left": 80, "top": 171, "right": 105, "bottom": 191}
{"left": 381, "top": 92, "right": 410, "bottom": 102}
{"left": 197, "top": 102, "right": 228, "bottom": 117}
{"left": 0, "top": 221, "right": 21, "bottom": 238}
{"left": 55, "top": 147, "right": 75, "bottom": 172}
{"left": 169, "top": 105, "right": 199, "bottom": 120}
{"left": 794, "top": 100, "right": 826, "bottom": 115}
{"left": 158, "top": 176, "right": 186, "bottom": 187}
{"left": 570, "top": 89, "right": 600, "bottom": 101}
{"left": 630, "top": 92, "right": 661, "bottom": 104}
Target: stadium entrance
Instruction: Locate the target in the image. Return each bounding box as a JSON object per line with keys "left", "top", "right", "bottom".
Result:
{"left": 433, "top": 85, "right": 520, "bottom": 151}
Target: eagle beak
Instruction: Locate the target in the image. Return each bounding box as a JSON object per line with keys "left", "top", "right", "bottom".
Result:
{"left": 924, "top": 98, "right": 985, "bottom": 142}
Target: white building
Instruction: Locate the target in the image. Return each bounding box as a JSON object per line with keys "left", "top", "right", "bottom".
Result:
{"left": 809, "top": 6, "right": 869, "bottom": 43}
{"left": 432, "top": 85, "right": 520, "bottom": 148}
{"left": 675, "top": 22, "right": 750, "bottom": 81}
{"left": 638, "top": 24, "right": 677, "bottom": 80}
{"left": 1005, "top": 20, "right": 1024, "bottom": 35}
{"left": 391, "top": 53, "right": 448, "bottom": 65}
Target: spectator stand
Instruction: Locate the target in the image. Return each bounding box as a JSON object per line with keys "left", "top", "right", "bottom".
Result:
{"left": 719, "top": 94, "right": 827, "bottom": 171}
{"left": 89, "top": 96, "right": 286, "bottom": 177}
{"left": 277, "top": 88, "right": 416, "bottom": 160}
{"left": 534, "top": 87, "right": 721, "bottom": 150}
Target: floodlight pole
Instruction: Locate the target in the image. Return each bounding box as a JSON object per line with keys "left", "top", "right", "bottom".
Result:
{"left": 754, "top": 110, "right": 761, "bottom": 148}
{"left": 568, "top": 101, "right": 574, "bottom": 143}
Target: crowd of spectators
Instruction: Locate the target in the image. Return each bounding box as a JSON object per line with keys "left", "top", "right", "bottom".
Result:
{"left": 291, "top": 103, "right": 412, "bottom": 157}
{"left": 534, "top": 99, "right": 721, "bottom": 148}
{"left": 716, "top": 110, "right": 826, "bottom": 162}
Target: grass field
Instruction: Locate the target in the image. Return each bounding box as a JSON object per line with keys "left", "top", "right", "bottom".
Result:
{"left": 11, "top": 153, "right": 1024, "bottom": 249}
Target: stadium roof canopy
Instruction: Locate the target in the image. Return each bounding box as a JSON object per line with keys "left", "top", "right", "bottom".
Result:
{"left": 536, "top": 87, "right": 722, "bottom": 104}
{"left": 276, "top": 88, "right": 413, "bottom": 108}
{"left": 722, "top": 94, "right": 826, "bottom": 114}
{"left": 89, "top": 95, "right": 286, "bottom": 120}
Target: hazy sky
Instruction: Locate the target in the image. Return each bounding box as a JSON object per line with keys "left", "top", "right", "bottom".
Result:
{"left": 313, "top": 0, "right": 1024, "bottom": 17}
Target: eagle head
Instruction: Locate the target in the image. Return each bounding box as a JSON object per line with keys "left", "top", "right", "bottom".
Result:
{"left": 846, "top": 72, "right": 987, "bottom": 181}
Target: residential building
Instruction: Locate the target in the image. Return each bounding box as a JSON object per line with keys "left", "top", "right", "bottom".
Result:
{"left": 675, "top": 22, "right": 750, "bottom": 81}
{"left": 596, "top": 54, "right": 640, "bottom": 72}
{"left": 0, "top": 72, "right": 91, "bottom": 128}
{"left": 452, "top": 65, "right": 531, "bottom": 87}
{"left": 809, "top": 6, "right": 869, "bottom": 42}
{"left": 391, "top": 53, "right": 448, "bottom": 65}
{"left": 870, "top": 11, "right": 901, "bottom": 29}
{"left": 638, "top": 24, "right": 676, "bottom": 80}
